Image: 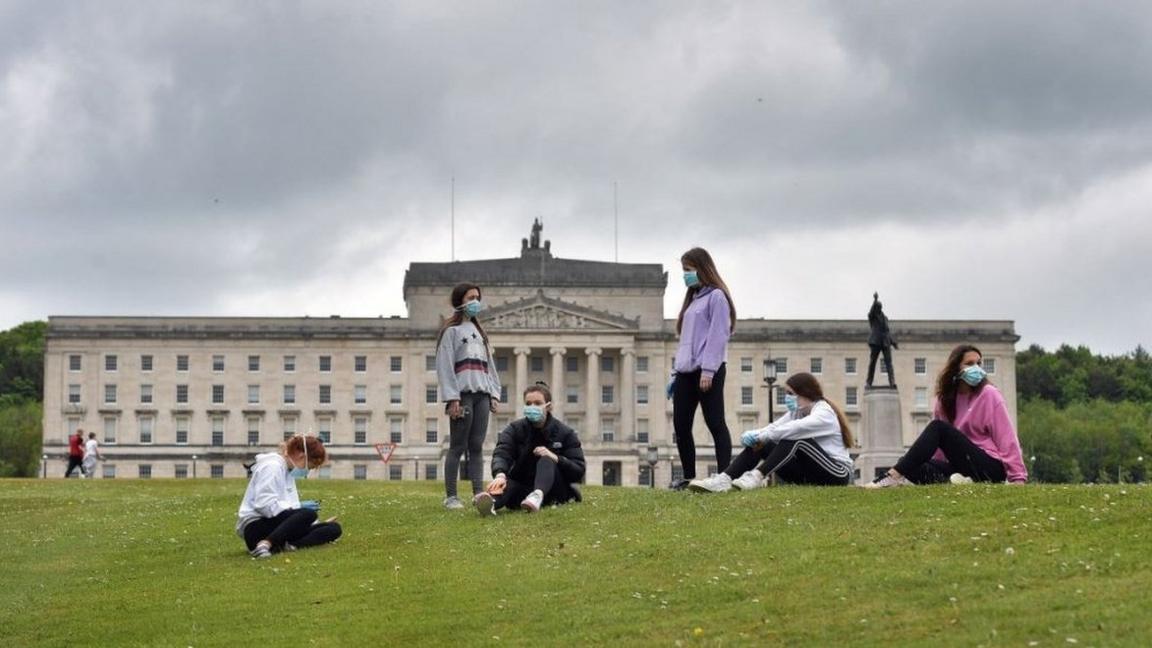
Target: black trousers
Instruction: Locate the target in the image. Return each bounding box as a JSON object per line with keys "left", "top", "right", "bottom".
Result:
{"left": 672, "top": 364, "right": 732, "bottom": 480}
{"left": 724, "top": 439, "right": 852, "bottom": 486}
{"left": 894, "top": 420, "right": 1007, "bottom": 484}
{"left": 65, "top": 456, "right": 86, "bottom": 478}
{"left": 495, "top": 457, "right": 580, "bottom": 510}
{"left": 445, "top": 392, "right": 491, "bottom": 498}
{"left": 242, "top": 508, "right": 343, "bottom": 552}
{"left": 866, "top": 344, "right": 895, "bottom": 386}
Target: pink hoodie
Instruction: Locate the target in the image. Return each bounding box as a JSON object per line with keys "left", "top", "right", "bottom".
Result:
{"left": 933, "top": 384, "right": 1028, "bottom": 483}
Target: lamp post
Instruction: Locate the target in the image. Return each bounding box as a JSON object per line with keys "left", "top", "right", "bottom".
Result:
{"left": 192, "top": 454, "right": 198, "bottom": 479}
{"left": 645, "top": 445, "right": 659, "bottom": 489}
{"left": 762, "top": 358, "right": 778, "bottom": 422}
{"left": 1138, "top": 456, "right": 1145, "bottom": 483}
{"left": 42, "top": 454, "right": 48, "bottom": 479}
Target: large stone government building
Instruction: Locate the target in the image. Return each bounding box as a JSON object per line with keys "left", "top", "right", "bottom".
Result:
{"left": 42, "top": 226, "right": 1019, "bottom": 484}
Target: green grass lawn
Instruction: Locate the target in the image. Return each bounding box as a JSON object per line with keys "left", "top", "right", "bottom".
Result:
{"left": 2, "top": 479, "right": 1149, "bottom": 647}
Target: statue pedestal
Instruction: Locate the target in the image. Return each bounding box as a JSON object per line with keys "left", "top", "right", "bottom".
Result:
{"left": 856, "top": 387, "right": 904, "bottom": 483}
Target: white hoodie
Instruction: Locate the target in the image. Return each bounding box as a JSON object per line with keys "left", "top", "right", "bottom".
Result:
{"left": 235, "top": 452, "right": 302, "bottom": 537}
{"left": 752, "top": 400, "right": 853, "bottom": 468}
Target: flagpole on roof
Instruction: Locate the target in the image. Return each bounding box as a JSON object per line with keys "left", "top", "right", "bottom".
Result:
{"left": 451, "top": 176, "right": 456, "bottom": 262}
{"left": 614, "top": 180, "right": 619, "bottom": 263}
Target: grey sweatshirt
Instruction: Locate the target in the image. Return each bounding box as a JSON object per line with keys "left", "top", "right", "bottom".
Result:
{"left": 436, "top": 321, "right": 502, "bottom": 401}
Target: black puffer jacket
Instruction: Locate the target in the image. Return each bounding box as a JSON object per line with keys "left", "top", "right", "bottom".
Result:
{"left": 490, "top": 416, "right": 586, "bottom": 485}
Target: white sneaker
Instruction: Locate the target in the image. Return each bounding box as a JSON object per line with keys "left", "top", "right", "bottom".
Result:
{"left": 731, "top": 470, "right": 766, "bottom": 491}
{"left": 473, "top": 492, "right": 497, "bottom": 517}
{"left": 249, "top": 542, "right": 273, "bottom": 559}
{"left": 520, "top": 489, "right": 544, "bottom": 513}
{"left": 949, "top": 473, "right": 974, "bottom": 485}
{"left": 443, "top": 496, "right": 465, "bottom": 510}
{"left": 862, "top": 473, "right": 911, "bottom": 489}
{"left": 688, "top": 473, "right": 732, "bottom": 493}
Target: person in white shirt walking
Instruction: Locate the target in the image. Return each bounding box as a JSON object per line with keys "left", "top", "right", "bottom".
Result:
{"left": 689, "top": 373, "right": 854, "bottom": 492}
{"left": 81, "top": 432, "right": 101, "bottom": 478}
{"left": 236, "top": 435, "right": 341, "bottom": 559}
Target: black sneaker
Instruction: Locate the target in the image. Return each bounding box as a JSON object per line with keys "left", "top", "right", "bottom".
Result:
{"left": 670, "top": 478, "right": 692, "bottom": 491}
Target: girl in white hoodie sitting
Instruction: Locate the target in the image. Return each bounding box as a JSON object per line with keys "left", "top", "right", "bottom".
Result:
{"left": 689, "top": 372, "right": 854, "bottom": 492}
{"left": 236, "top": 435, "right": 342, "bottom": 558}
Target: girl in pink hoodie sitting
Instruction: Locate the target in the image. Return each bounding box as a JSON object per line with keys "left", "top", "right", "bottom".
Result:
{"left": 865, "top": 344, "right": 1027, "bottom": 487}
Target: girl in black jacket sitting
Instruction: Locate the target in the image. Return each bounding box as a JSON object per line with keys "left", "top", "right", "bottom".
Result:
{"left": 473, "top": 382, "right": 586, "bottom": 515}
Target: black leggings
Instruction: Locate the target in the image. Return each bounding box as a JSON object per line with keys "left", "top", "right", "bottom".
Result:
{"left": 673, "top": 364, "right": 732, "bottom": 480}
{"left": 65, "top": 456, "right": 86, "bottom": 478}
{"left": 242, "top": 508, "right": 343, "bottom": 552}
{"left": 894, "top": 420, "right": 1007, "bottom": 484}
{"left": 445, "top": 392, "right": 491, "bottom": 497}
{"left": 494, "top": 457, "right": 580, "bottom": 510}
{"left": 724, "top": 439, "right": 851, "bottom": 486}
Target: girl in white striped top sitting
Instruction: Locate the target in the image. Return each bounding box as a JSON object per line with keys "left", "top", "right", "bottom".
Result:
{"left": 689, "top": 372, "right": 854, "bottom": 492}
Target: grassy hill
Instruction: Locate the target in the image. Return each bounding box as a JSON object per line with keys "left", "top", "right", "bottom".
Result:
{"left": 2, "top": 479, "right": 1149, "bottom": 646}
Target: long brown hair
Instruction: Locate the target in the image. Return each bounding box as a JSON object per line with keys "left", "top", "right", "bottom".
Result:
{"left": 935, "top": 344, "right": 988, "bottom": 423}
{"left": 785, "top": 372, "right": 855, "bottom": 448}
{"left": 436, "top": 282, "right": 491, "bottom": 348}
{"left": 676, "top": 247, "right": 737, "bottom": 335}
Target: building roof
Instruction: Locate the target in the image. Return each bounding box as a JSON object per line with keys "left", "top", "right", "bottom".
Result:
{"left": 403, "top": 222, "right": 666, "bottom": 291}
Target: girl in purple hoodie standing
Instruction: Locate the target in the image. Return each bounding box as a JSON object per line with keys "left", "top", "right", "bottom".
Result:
{"left": 669, "top": 247, "right": 737, "bottom": 490}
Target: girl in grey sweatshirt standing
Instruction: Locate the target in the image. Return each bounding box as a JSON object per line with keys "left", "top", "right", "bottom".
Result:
{"left": 436, "top": 282, "right": 502, "bottom": 510}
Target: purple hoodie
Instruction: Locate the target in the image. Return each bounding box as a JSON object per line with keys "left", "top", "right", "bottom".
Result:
{"left": 673, "top": 286, "right": 731, "bottom": 377}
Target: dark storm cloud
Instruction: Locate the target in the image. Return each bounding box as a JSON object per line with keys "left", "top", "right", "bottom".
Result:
{"left": 1, "top": 1, "right": 1151, "bottom": 352}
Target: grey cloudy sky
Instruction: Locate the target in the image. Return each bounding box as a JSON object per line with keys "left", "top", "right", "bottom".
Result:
{"left": 2, "top": 0, "right": 1150, "bottom": 354}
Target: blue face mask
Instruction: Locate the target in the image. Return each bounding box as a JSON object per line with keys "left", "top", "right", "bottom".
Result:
{"left": 289, "top": 438, "right": 309, "bottom": 479}
{"left": 683, "top": 271, "right": 700, "bottom": 288}
{"left": 461, "top": 300, "right": 483, "bottom": 318}
{"left": 524, "top": 404, "right": 548, "bottom": 423}
{"left": 784, "top": 394, "right": 799, "bottom": 413}
{"left": 959, "top": 364, "right": 987, "bottom": 387}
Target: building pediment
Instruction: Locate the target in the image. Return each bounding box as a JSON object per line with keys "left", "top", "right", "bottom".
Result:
{"left": 484, "top": 290, "right": 639, "bottom": 330}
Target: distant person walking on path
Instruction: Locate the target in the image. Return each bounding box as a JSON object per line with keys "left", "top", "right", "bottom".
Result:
{"left": 82, "top": 432, "right": 101, "bottom": 478}
{"left": 473, "top": 382, "right": 585, "bottom": 516}
{"left": 689, "top": 373, "right": 854, "bottom": 492}
{"left": 670, "top": 247, "right": 736, "bottom": 490}
{"left": 236, "top": 435, "right": 342, "bottom": 559}
{"left": 65, "top": 430, "right": 86, "bottom": 478}
{"left": 436, "top": 282, "right": 502, "bottom": 510}
{"left": 865, "top": 344, "right": 1028, "bottom": 488}
{"left": 866, "top": 292, "right": 898, "bottom": 388}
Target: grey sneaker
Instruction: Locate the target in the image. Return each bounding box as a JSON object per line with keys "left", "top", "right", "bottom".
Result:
{"left": 949, "top": 473, "right": 974, "bottom": 485}
{"left": 862, "top": 473, "right": 911, "bottom": 489}
{"left": 731, "top": 470, "right": 766, "bottom": 491}
{"left": 473, "top": 492, "right": 497, "bottom": 517}
{"left": 443, "top": 496, "right": 465, "bottom": 510}
{"left": 249, "top": 542, "right": 273, "bottom": 559}
{"left": 520, "top": 489, "right": 544, "bottom": 512}
{"left": 688, "top": 473, "right": 733, "bottom": 493}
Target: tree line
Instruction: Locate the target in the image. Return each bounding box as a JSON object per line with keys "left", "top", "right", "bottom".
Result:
{"left": 1016, "top": 343, "right": 1152, "bottom": 483}
{"left": 1, "top": 322, "right": 1149, "bottom": 481}
{"left": 0, "top": 321, "right": 46, "bottom": 477}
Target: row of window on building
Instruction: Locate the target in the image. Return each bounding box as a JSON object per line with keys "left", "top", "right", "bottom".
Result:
{"left": 93, "top": 460, "right": 668, "bottom": 485}
{"left": 71, "top": 352, "right": 997, "bottom": 378}
{"left": 76, "top": 410, "right": 688, "bottom": 447}
{"left": 67, "top": 369, "right": 979, "bottom": 409}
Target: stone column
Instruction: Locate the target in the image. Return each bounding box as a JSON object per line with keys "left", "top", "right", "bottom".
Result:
{"left": 514, "top": 347, "right": 531, "bottom": 406}
{"left": 585, "top": 348, "right": 602, "bottom": 433}
{"left": 856, "top": 386, "right": 904, "bottom": 484}
{"left": 549, "top": 347, "right": 566, "bottom": 417}
{"left": 620, "top": 347, "right": 636, "bottom": 442}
